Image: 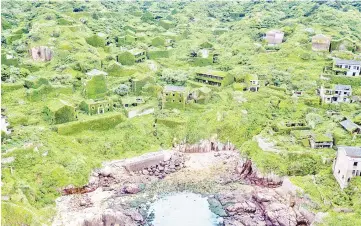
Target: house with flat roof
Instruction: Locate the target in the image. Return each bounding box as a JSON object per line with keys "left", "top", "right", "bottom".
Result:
{"left": 79, "top": 98, "right": 113, "bottom": 115}
{"left": 265, "top": 30, "right": 284, "bottom": 45}
{"left": 190, "top": 43, "right": 219, "bottom": 66}
{"left": 319, "top": 84, "right": 352, "bottom": 104}
{"left": 309, "top": 133, "right": 333, "bottom": 149}
{"left": 245, "top": 74, "right": 260, "bottom": 92}
{"left": 312, "top": 34, "right": 331, "bottom": 52}
{"left": 333, "top": 58, "right": 361, "bottom": 77}
{"left": 161, "top": 85, "right": 189, "bottom": 110}
{"left": 118, "top": 49, "right": 147, "bottom": 65}
{"left": 82, "top": 74, "right": 107, "bottom": 99}
{"left": 195, "top": 70, "right": 234, "bottom": 87}
{"left": 333, "top": 146, "right": 361, "bottom": 188}
{"left": 129, "top": 49, "right": 147, "bottom": 63}
{"left": 120, "top": 96, "right": 145, "bottom": 108}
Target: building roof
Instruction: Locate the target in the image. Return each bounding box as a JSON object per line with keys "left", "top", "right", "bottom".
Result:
{"left": 164, "top": 85, "right": 186, "bottom": 92}
{"left": 334, "top": 58, "right": 361, "bottom": 66}
{"left": 199, "top": 86, "right": 211, "bottom": 94}
{"left": 312, "top": 34, "right": 331, "bottom": 42}
{"left": 47, "top": 99, "right": 73, "bottom": 112}
{"left": 197, "top": 70, "right": 229, "bottom": 78}
{"left": 340, "top": 119, "right": 360, "bottom": 132}
{"left": 82, "top": 98, "right": 110, "bottom": 105}
{"left": 129, "top": 48, "right": 145, "bottom": 55}
{"left": 267, "top": 30, "right": 284, "bottom": 35}
{"left": 120, "top": 96, "right": 144, "bottom": 105}
{"left": 312, "top": 133, "right": 333, "bottom": 142}
{"left": 334, "top": 84, "right": 352, "bottom": 91}
{"left": 86, "top": 69, "right": 108, "bottom": 77}
{"left": 246, "top": 74, "right": 258, "bottom": 80}
{"left": 338, "top": 146, "right": 361, "bottom": 158}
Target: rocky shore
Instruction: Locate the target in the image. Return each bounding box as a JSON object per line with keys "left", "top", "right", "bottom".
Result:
{"left": 53, "top": 140, "right": 319, "bottom": 226}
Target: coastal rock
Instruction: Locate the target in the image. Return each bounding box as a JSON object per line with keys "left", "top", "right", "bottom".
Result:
{"left": 122, "top": 184, "right": 140, "bottom": 194}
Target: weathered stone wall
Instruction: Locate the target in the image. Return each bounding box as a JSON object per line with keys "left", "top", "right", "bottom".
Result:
{"left": 29, "top": 46, "right": 53, "bottom": 61}
{"left": 173, "top": 139, "right": 236, "bottom": 153}
{"left": 124, "top": 151, "right": 168, "bottom": 172}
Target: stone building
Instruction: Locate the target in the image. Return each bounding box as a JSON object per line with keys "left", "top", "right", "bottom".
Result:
{"left": 245, "top": 74, "right": 260, "bottom": 92}
{"left": 83, "top": 74, "right": 107, "bottom": 99}
{"left": 333, "top": 59, "right": 361, "bottom": 77}
{"left": 79, "top": 98, "right": 113, "bottom": 115}
{"left": 118, "top": 49, "right": 146, "bottom": 65}
{"left": 130, "top": 75, "right": 155, "bottom": 95}
{"left": 333, "top": 146, "right": 361, "bottom": 188}
{"left": 318, "top": 84, "right": 352, "bottom": 104}
{"left": 195, "top": 70, "right": 234, "bottom": 87}
{"left": 265, "top": 30, "right": 284, "bottom": 45}
{"left": 188, "top": 86, "right": 212, "bottom": 104}
{"left": 309, "top": 134, "right": 333, "bottom": 149}
{"left": 312, "top": 34, "right": 331, "bottom": 51}
{"left": 161, "top": 85, "right": 189, "bottom": 110}
{"left": 120, "top": 96, "right": 145, "bottom": 108}
{"left": 43, "top": 99, "right": 77, "bottom": 124}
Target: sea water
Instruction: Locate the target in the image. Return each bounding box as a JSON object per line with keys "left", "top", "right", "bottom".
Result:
{"left": 148, "top": 192, "right": 219, "bottom": 226}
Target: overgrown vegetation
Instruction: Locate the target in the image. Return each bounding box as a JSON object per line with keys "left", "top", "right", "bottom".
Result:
{"left": 1, "top": 0, "right": 361, "bottom": 225}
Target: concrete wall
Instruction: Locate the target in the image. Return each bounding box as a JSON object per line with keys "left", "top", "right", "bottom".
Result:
{"left": 333, "top": 150, "right": 361, "bottom": 188}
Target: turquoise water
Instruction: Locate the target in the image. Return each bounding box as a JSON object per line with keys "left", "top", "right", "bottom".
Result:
{"left": 149, "top": 192, "right": 219, "bottom": 226}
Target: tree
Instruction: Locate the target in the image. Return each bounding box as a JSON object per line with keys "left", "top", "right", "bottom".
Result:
{"left": 161, "top": 69, "right": 188, "bottom": 85}
{"left": 114, "top": 84, "right": 129, "bottom": 96}
{"left": 306, "top": 113, "right": 323, "bottom": 129}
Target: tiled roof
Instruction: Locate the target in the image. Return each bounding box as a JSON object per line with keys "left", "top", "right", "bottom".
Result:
{"left": 335, "top": 58, "right": 361, "bottom": 66}
{"left": 339, "top": 146, "right": 361, "bottom": 158}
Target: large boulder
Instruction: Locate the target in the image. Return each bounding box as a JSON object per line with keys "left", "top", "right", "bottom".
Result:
{"left": 122, "top": 184, "right": 141, "bottom": 194}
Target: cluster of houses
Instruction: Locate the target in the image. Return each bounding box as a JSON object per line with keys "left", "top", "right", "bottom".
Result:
{"left": 20, "top": 12, "right": 361, "bottom": 191}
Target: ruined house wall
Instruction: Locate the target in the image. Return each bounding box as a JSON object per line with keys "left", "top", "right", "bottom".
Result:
{"left": 124, "top": 152, "right": 166, "bottom": 172}
{"left": 29, "top": 46, "right": 53, "bottom": 61}
{"left": 173, "top": 139, "right": 236, "bottom": 153}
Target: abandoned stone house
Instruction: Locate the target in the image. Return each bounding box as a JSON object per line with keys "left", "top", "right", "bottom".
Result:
{"left": 43, "top": 99, "right": 77, "bottom": 124}
{"left": 195, "top": 70, "right": 234, "bottom": 87}
{"left": 29, "top": 46, "right": 53, "bottom": 61}
{"left": 130, "top": 75, "right": 154, "bottom": 95}
{"left": 130, "top": 49, "right": 147, "bottom": 63}
{"left": 79, "top": 98, "right": 113, "bottom": 115}
{"left": 319, "top": 85, "right": 352, "bottom": 104}
{"left": 245, "top": 74, "right": 260, "bottom": 92}
{"left": 339, "top": 119, "right": 361, "bottom": 134}
{"left": 275, "top": 120, "right": 310, "bottom": 132}
{"left": 190, "top": 46, "right": 219, "bottom": 66}
{"left": 117, "top": 49, "right": 146, "bottom": 65}
{"left": 309, "top": 134, "right": 333, "bottom": 149}
{"left": 83, "top": 74, "right": 108, "bottom": 99}
{"left": 333, "top": 59, "right": 361, "bottom": 77}
{"left": 312, "top": 34, "right": 331, "bottom": 51}
{"left": 24, "top": 76, "right": 50, "bottom": 89}
{"left": 161, "top": 85, "right": 189, "bottom": 109}
{"left": 120, "top": 96, "right": 145, "bottom": 108}
{"left": 188, "top": 86, "right": 212, "bottom": 104}
{"left": 333, "top": 146, "right": 361, "bottom": 188}
{"left": 265, "top": 30, "right": 284, "bottom": 45}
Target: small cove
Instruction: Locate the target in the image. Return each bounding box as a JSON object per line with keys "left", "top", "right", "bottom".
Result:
{"left": 148, "top": 192, "right": 220, "bottom": 226}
